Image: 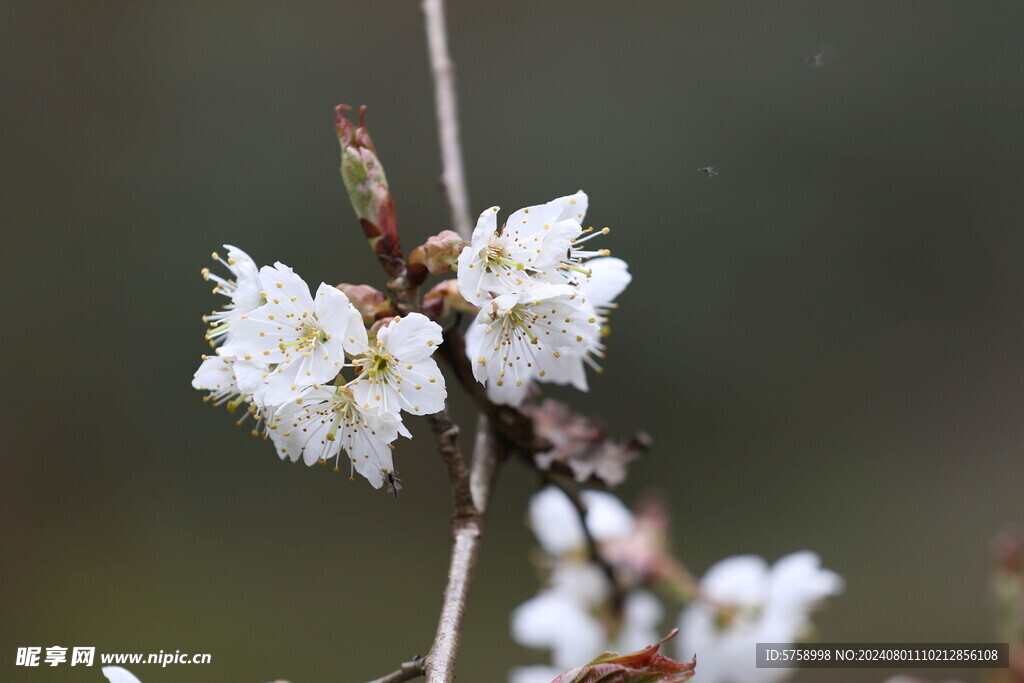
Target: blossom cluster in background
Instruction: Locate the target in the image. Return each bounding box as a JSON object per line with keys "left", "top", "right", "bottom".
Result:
{"left": 192, "top": 247, "right": 446, "bottom": 489}
{"left": 458, "top": 191, "right": 631, "bottom": 406}
{"left": 509, "top": 487, "right": 843, "bottom": 683}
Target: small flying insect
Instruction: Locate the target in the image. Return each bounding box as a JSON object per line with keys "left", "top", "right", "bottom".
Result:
{"left": 697, "top": 166, "right": 718, "bottom": 177}
{"left": 384, "top": 470, "right": 403, "bottom": 498}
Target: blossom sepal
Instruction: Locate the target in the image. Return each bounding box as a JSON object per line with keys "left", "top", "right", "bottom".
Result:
{"left": 407, "top": 230, "right": 466, "bottom": 286}
{"left": 335, "top": 104, "right": 402, "bottom": 275}
{"left": 551, "top": 630, "right": 696, "bottom": 683}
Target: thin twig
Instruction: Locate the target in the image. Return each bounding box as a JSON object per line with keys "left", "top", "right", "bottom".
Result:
{"left": 424, "top": 512, "right": 482, "bottom": 683}
{"left": 427, "top": 408, "right": 474, "bottom": 516}
{"left": 366, "top": 3, "right": 507, "bottom": 681}
{"left": 469, "top": 413, "right": 498, "bottom": 514}
{"left": 546, "top": 474, "right": 628, "bottom": 613}
{"left": 422, "top": 0, "right": 473, "bottom": 239}
{"left": 420, "top": 412, "right": 499, "bottom": 683}
{"left": 365, "top": 659, "right": 426, "bottom": 683}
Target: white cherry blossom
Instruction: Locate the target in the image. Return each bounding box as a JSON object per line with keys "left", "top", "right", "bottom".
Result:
{"left": 510, "top": 487, "right": 664, "bottom": 680}
{"left": 536, "top": 256, "right": 632, "bottom": 392}
{"left": 676, "top": 552, "right": 844, "bottom": 683}
{"left": 508, "top": 665, "right": 562, "bottom": 683}
{"left": 511, "top": 588, "right": 606, "bottom": 670}
{"left": 202, "top": 245, "right": 263, "bottom": 346}
{"left": 531, "top": 190, "right": 615, "bottom": 285}
{"left": 467, "top": 284, "right": 599, "bottom": 406}
{"left": 347, "top": 313, "right": 447, "bottom": 416}
{"left": 192, "top": 355, "right": 242, "bottom": 406}
{"left": 268, "top": 385, "right": 409, "bottom": 489}
{"left": 528, "top": 485, "right": 635, "bottom": 556}
{"left": 191, "top": 354, "right": 270, "bottom": 412}
{"left": 227, "top": 263, "right": 356, "bottom": 406}
{"left": 510, "top": 578, "right": 664, "bottom": 672}
{"left": 457, "top": 194, "right": 586, "bottom": 305}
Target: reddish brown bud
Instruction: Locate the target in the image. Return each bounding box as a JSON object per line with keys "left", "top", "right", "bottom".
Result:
{"left": 336, "top": 283, "right": 394, "bottom": 324}
{"left": 421, "top": 279, "right": 478, "bottom": 319}
{"left": 407, "top": 230, "right": 466, "bottom": 287}
{"left": 335, "top": 105, "right": 402, "bottom": 275}
{"left": 368, "top": 316, "right": 395, "bottom": 340}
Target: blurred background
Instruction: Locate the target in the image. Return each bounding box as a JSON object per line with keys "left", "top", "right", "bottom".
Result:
{"left": 3, "top": 0, "right": 1024, "bottom": 680}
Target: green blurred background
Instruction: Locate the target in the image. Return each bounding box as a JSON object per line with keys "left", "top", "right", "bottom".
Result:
{"left": 3, "top": 1, "right": 1024, "bottom": 681}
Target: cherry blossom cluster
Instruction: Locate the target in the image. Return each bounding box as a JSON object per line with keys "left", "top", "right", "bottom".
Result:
{"left": 510, "top": 487, "right": 664, "bottom": 683}
{"left": 457, "top": 191, "right": 631, "bottom": 406}
{"left": 510, "top": 487, "right": 843, "bottom": 683}
{"left": 191, "top": 246, "right": 446, "bottom": 490}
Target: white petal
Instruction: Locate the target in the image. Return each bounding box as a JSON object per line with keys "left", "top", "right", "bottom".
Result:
{"left": 765, "top": 551, "right": 844, "bottom": 622}
{"left": 260, "top": 352, "right": 321, "bottom": 406}
{"left": 343, "top": 304, "right": 369, "bottom": 356}
{"left": 233, "top": 359, "right": 268, "bottom": 395}
{"left": 379, "top": 313, "right": 443, "bottom": 362}
{"left": 102, "top": 667, "right": 143, "bottom": 683}
{"left": 484, "top": 377, "right": 533, "bottom": 406}
{"left": 394, "top": 359, "right": 447, "bottom": 415}
{"left": 549, "top": 562, "right": 610, "bottom": 606}
{"left": 191, "top": 355, "right": 237, "bottom": 393}
{"left": 223, "top": 244, "right": 263, "bottom": 313}
{"left": 509, "top": 666, "right": 562, "bottom": 683}
{"left": 581, "top": 257, "right": 631, "bottom": 308}
{"left": 700, "top": 555, "right": 769, "bottom": 608}
{"left": 548, "top": 190, "right": 588, "bottom": 225}
{"left": 258, "top": 262, "right": 314, "bottom": 309}
{"left": 534, "top": 348, "right": 589, "bottom": 392}
{"left": 313, "top": 283, "right": 354, "bottom": 339}
{"left": 457, "top": 207, "right": 499, "bottom": 305}
{"left": 580, "top": 490, "right": 635, "bottom": 542}
{"left": 528, "top": 487, "right": 632, "bottom": 556}
{"left": 341, "top": 411, "right": 403, "bottom": 488}
{"left": 509, "top": 590, "right": 605, "bottom": 669}
{"left": 529, "top": 486, "right": 586, "bottom": 555}
{"left": 464, "top": 319, "right": 489, "bottom": 385}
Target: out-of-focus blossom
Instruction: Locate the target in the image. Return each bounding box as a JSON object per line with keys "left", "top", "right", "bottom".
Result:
{"left": 511, "top": 487, "right": 665, "bottom": 681}
{"left": 677, "top": 552, "right": 843, "bottom": 683}
{"left": 528, "top": 485, "right": 635, "bottom": 557}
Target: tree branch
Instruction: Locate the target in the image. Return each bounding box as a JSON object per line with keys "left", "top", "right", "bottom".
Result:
{"left": 427, "top": 409, "right": 474, "bottom": 516}
{"left": 424, "top": 512, "right": 482, "bottom": 682}
{"left": 469, "top": 413, "right": 498, "bottom": 514}
{"left": 423, "top": 413, "right": 500, "bottom": 683}
{"left": 422, "top": 0, "right": 473, "bottom": 239}
{"left": 546, "top": 474, "right": 628, "bottom": 613}
{"left": 365, "top": 659, "right": 426, "bottom": 683}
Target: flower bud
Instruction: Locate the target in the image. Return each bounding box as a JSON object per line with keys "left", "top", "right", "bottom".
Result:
{"left": 368, "top": 316, "right": 395, "bottom": 340}
{"left": 422, "top": 279, "right": 478, "bottom": 319}
{"left": 407, "top": 230, "right": 466, "bottom": 287}
{"left": 335, "top": 105, "right": 402, "bottom": 275}
{"left": 336, "top": 283, "right": 394, "bottom": 325}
